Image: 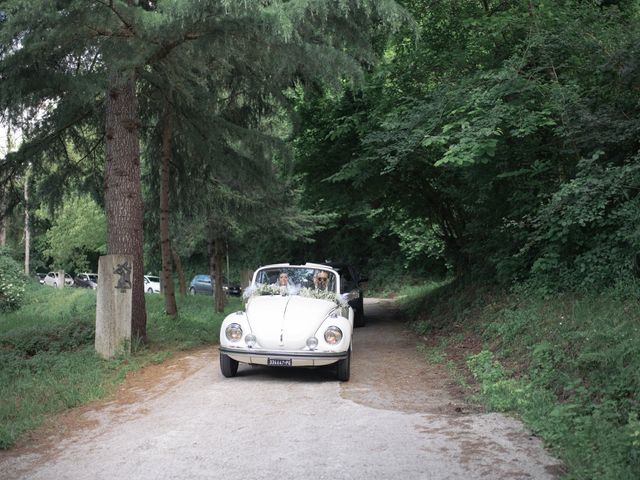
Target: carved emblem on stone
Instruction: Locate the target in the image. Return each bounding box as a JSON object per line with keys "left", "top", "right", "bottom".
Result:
{"left": 113, "top": 261, "right": 132, "bottom": 291}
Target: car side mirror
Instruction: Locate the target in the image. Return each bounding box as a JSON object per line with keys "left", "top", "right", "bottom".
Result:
{"left": 344, "top": 289, "right": 361, "bottom": 301}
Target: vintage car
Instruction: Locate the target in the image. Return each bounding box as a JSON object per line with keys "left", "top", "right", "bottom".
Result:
{"left": 325, "top": 262, "right": 368, "bottom": 328}
{"left": 219, "top": 263, "right": 354, "bottom": 381}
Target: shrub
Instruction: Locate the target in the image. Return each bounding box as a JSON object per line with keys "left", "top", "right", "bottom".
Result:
{"left": 0, "top": 317, "right": 95, "bottom": 356}
{"left": 0, "top": 249, "right": 27, "bottom": 313}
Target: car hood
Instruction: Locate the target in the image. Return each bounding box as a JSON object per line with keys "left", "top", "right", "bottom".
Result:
{"left": 246, "top": 295, "right": 337, "bottom": 349}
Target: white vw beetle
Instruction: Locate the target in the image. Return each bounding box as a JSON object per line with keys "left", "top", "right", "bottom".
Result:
{"left": 219, "top": 263, "right": 354, "bottom": 381}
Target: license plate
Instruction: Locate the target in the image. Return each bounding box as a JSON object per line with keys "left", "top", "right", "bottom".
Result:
{"left": 268, "top": 358, "right": 292, "bottom": 367}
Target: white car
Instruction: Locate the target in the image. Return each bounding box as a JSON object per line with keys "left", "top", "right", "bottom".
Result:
{"left": 144, "top": 275, "right": 161, "bottom": 293}
{"left": 43, "top": 271, "right": 74, "bottom": 287}
{"left": 219, "top": 263, "right": 355, "bottom": 381}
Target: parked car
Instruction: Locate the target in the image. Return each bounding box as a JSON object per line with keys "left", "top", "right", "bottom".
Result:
{"left": 74, "top": 273, "right": 98, "bottom": 289}
{"left": 43, "top": 271, "right": 74, "bottom": 287}
{"left": 144, "top": 275, "right": 161, "bottom": 293}
{"left": 324, "top": 262, "right": 368, "bottom": 328}
{"left": 219, "top": 262, "right": 355, "bottom": 381}
{"left": 188, "top": 274, "right": 242, "bottom": 296}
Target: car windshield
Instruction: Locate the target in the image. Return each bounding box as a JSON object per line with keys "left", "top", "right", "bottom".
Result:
{"left": 147, "top": 276, "right": 160, "bottom": 282}
{"left": 253, "top": 267, "right": 337, "bottom": 293}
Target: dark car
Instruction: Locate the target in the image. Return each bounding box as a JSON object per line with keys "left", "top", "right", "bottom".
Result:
{"left": 74, "top": 273, "right": 98, "bottom": 289}
{"left": 325, "top": 263, "right": 368, "bottom": 327}
{"left": 188, "top": 274, "right": 242, "bottom": 296}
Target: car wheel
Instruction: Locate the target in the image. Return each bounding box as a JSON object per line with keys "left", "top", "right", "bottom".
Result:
{"left": 147, "top": 288, "right": 153, "bottom": 293}
{"left": 189, "top": 287, "right": 196, "bottom": 295}
{"left": 336, "top": 348, "right": 351, "bottom": 382}
{"left": 220, "top": 353, "right": 239, "bottom": 378}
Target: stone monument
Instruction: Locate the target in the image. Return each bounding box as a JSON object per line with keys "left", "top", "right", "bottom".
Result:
{"left": 95, "top": 254, "right": 133, "bottom": 359}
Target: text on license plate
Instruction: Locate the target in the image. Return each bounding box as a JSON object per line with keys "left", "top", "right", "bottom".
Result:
{"left": 268, "top": 358, "right": 292, "bottom": 367}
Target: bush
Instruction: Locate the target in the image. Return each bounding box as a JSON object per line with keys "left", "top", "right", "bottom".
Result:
{"left": 407, "top": 276, "right": 640, "bottom": 479}
{"left": 0, "top": 249, "right": 27, "bottom": 313}
{"left": 0, "top": 317, "right": 95, "bottom": 356}
{"left": 474, "top": 281, "right": 640, "bottom": 479}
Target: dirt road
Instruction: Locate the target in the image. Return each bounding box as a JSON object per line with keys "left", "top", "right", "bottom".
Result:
{"left": 0, "top": 299, "right": 562, "bottom": 479}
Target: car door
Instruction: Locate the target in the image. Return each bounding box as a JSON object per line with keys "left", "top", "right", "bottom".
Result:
{"left": 197, "top": 275, "right": 213, "bottom": 294}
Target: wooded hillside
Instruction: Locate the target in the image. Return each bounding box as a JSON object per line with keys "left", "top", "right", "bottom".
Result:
{"left": 2, "top": 1, "right": 638, "bottom": 294}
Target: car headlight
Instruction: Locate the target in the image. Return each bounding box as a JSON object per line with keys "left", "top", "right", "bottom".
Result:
{"left": 245, "top": 334, "right": 257, "bottom": 348}
{"left": 225, "top": 323, "right": 243, "bottom": 342}
{"left": 324, "top": 326, "right": 343, "bottom": 345}
{"left": 306, "top": 337, "right": 319, "bottom": 350}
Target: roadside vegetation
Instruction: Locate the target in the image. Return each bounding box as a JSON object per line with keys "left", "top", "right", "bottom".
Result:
{"left": 0, "top": 280, "right": 239, "bottom": 449}
{"left": 399, "top": 278, "right": 640, "bottom": 480}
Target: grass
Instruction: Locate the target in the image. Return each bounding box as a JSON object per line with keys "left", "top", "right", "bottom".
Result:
{"left": 0, "top": 281, "right": 240, "bottom": 449}
{"left": 401, "top": 277, "right": 640, "bottom": 480}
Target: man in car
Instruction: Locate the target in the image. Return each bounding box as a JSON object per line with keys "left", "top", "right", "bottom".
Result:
{"left": 314, "top": 271, "right": 330, "bottom": 291}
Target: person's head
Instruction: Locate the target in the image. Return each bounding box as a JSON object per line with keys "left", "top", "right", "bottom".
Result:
{"left": 278, "top": 272, "right": 289, "bottom": 286}
{"left": 314, "top": 270, "right": 330, "bottom": 290}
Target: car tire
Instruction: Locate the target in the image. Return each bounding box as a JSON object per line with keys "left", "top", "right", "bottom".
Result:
{"left": 336, "top": 348, "right": 351, "bottom": 382}
{"left": 147, "top": 288, "right": 153, "bottom": 293}
{"left": 189, "top": 287, "right": 196, "bottom": 295}
{"left": 220, "top": 353, "right": 239, "bottom": 378}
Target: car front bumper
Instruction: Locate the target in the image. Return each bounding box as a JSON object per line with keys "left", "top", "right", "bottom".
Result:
{"left": 219, "top": 346, "right": 348, "bottom": 367}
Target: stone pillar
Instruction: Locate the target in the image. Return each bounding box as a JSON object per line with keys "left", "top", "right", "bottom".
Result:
{"left": 57, "top": 270, "right": 65, "bottom": 288}
{"left": 95, "top": 254, "right": 133, "bottom": 359}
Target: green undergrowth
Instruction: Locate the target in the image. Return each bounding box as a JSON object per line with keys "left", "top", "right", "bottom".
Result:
{"left": 0, "top": 282, "right": 239, "bottom": 449}
{"left": 401, "top": 278, "right": 640, "bottom": 480}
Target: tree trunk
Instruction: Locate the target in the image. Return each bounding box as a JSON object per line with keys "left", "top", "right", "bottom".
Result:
{"left": 0, "top": 195, "right": 6, "bottom": 248}
{"left": 214, "top": 237, "right": 225, "bottom": 312}
{"left": 208, "top": 233, "right": 225, "bottom": 313}
{"left": 160, "top": 100, "right": 177, "bottom": 315}
{"left": 0, "top": 124, "right": 12, "bottom": 248}
{"left": 207, "top": 236, "right": 215, "bottom": 308}
{"left": 23, "top": 164, "right": 31, "bottom": 275}
{"left": 172, "top": 247, "right": 186, "bottom": 295}
{"left": 104, "top": 70, "right": 147, "bottom": 340}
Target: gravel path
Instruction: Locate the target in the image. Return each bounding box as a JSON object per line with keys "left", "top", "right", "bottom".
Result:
{"left": 0, "top": 299, "right": 562, "bottom": 479}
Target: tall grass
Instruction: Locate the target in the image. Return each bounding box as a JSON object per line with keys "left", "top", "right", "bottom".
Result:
{"left": 0, "top": 282, "right": 239, "bottom": 448}
{"left": 403, "top": 278, "right": 640, "bottom": 480}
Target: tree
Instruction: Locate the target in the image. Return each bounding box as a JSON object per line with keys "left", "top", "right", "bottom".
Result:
{"left": 41, "top": 194, "right": 107, "bottom": 273}
{"left": 1, "top": 0, "right": 409, "bottom": 329}
{"left": 292, "top": 0, "right": 640, "bottom": 289}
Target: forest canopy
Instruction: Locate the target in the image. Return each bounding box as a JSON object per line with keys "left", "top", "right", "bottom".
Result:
{"left": 1, "top": 0, "right": 639, "bottom": 298}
